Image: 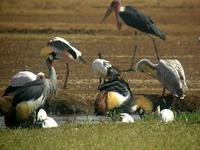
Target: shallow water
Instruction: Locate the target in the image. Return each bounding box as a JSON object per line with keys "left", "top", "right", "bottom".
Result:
{"left": 0, "top": 114, "right": 141, "bottom": 128}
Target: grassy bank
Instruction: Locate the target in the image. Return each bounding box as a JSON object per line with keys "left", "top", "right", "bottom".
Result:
{"left": 0, "top": 113, "right": 200, "bottom": 150}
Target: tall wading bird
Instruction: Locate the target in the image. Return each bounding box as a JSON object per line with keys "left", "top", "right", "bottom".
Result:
{"left": 4, "top": 52, "right": 59, "bottom": 128}
{"left": 2, "top": 71, "right": 45, "bottom": 97}
{"left": 102, "top": 0, "right": 166, "bottom": 71}
{"left": 41, "top": 37, "right": 86, "bottom": 89}
{"left": 135, "top": 58, "right": 188, "bottom": 106}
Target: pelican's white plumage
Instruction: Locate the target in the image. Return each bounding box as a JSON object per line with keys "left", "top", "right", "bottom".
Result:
{"left": 136, "top": 58, "right": 188, "bottom": 99}
{"left": 120, "top": 113, "right": 134, "bottom": 123}
{"left": 92, "top": 58, "right": 112, "bottom": 78}
{"left": 37, "top": 109, "right": 58, "bottom": 128}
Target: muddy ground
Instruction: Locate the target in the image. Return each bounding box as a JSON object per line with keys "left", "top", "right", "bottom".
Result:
{"left": 0, "top": 0, "right": 200, "bottom": 114}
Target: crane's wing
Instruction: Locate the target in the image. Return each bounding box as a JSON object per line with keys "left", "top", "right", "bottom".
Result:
{"left": 12, "top": 79, "right": 45, "bottom": 107}
{"left": 119, "top": 5, "right": 166, "bottom": 40}
{"left": 48, "top": 37, "right": 80, "bottom": 59}
{"left": 157, "top": 60, "right": 184, "bottom": 97}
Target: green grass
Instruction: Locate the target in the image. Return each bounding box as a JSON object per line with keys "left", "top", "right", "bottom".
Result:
{"left": 0, "top": 113, "right": 200, "bottom": 150}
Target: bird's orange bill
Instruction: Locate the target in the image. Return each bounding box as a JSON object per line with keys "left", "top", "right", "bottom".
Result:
{"left": 40, "top": 47, "right": 54, "bottom": 57}
{"left": 101, "top": 2, "right": 115, "bottom": 22}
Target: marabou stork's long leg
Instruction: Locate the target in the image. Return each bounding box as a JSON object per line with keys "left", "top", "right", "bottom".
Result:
{"left": 129, "top": 31, "right": 138, "bottom": 71}
{"left": 152, "top": 38, "right": 160, "bottom": 61}
{"left": 63, "top": 63, "right": 69, "bottom": 89}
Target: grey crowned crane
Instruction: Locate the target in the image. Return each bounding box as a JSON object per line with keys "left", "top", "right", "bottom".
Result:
{"left": 102, "top": 0, "right": 166, "bottom": 71}
{"left": 3, "top": 71, "right": 45, "bottom": 97}
{"left": 4, "top": 52, "right": 59, "bottom": 128}
{"left": 41, "top": 37, "right": 86, "bottom": 89}
{"left": 136, "top": 58, "right": 188, "bottom": 109}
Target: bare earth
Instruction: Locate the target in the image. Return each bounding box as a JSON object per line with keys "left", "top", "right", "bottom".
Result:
{"left": 0, "top": 0, "right": 200, "bottom": 114}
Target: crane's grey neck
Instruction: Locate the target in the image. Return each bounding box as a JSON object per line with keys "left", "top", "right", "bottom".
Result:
{"left": 45, "top": 59, "right": 57, "bottom": 97}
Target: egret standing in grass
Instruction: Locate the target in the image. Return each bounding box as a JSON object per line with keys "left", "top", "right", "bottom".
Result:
{"left": 157, "top": 106, "right": 174, "bottom": 123}
{"left": 3, "top": 71, "right": 45, "bottom": 97}
{"left": 102, "top": 0, "right": 166, "bottom": 70}
{"left": 36, "top": 108, "right": 58, "bottom": 128}
{"left": 136, "top": 58, "right": 188, "bottom": 101}
{"left": 41, "top": 37, "right": 86, "bottom": 89}
{"left": 4, "top": 52, "right": 59, "bottom": 128}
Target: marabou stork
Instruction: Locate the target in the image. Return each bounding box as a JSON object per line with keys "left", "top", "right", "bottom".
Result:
{"left": 4, "top": 52, "right": 59, "bottom": 128}
{"left": 92, "top": 58, "right": 120, "bottom": 89}
{"left": 41, "top": 37, "right": 86, "bottom": 89}
{"left": 102, "top": 0, "right": 166, "bottom": 70}
{"left": 3, "top": 71, "right": 45, "bottom": 97}
{"left": 136, "top": 58, "right": 188, "bottom": 109}
{"left": 36, "top": 108, "right": 58, "bottom": 128}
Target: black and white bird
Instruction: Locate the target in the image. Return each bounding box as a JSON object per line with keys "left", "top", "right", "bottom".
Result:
{"left": 136, "top": 58, "right": 188, "bottom": 99}
{"left": 41, "top": 37, "right": 86, "bottom": 89}
{"left": 102, "top": 0, "right": 166, "bottom": 70}
{"left": 4, "top": 52, "right": 59, "bottom": 128}
{"left": 36, "top": 108, "right": 58, "bottom": 128}
{"left": 3, "top": 71, "right": 45, "bottom": 97}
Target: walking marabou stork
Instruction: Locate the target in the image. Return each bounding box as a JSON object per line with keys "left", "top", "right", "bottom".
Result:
{"left": 41, "top": 37, "right": 86, "bottom": 89}
{"left": 136, "top": 58, "right": 188, "bottom": 109}
{"left": 3, "top": 71, "right": 45, "bottom": 97}
{"left": 4, "top": 52, "right": 59, "bottom": 128}
{"left": 102, "top": 0, "right": 166, "bottom": 70}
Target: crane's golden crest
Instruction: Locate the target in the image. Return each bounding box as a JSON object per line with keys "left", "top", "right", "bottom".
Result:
{"left": 40, "top": 46, "right": 54, "bottom": 57}
{"left": 134, "top": 96, "right": 153, "bottom": 113}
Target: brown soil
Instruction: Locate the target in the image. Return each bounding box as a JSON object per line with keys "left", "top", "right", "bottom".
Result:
{"left": 0, "top": 0, "right": 200, "bottom": 114}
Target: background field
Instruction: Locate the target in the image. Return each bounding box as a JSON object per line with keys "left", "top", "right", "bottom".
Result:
{"left": 0, "top": 0, "right": 200, "bottom": 149}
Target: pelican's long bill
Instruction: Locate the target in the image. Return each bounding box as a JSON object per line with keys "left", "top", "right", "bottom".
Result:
{"left": 143, "top": 64, "right": 157, "bottom": 79}
{"left": 40, "top": 47, "right": 54, "bottom": 57}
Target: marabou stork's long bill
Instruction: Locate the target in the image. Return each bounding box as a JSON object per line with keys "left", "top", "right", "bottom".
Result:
{"left": 102, "top": 0, "right": 166, "bottom": 71}
{"left": 41, "top": 37, "right": 86, "bottom": 89}
{"left": 3, "top": 71, "right": 45, "bottom": 97}
{"left": 136, "top": 58, "right": 188, "bottom": 109}
{"left": 4, "top": 52, "right": 59, "bottom": 128}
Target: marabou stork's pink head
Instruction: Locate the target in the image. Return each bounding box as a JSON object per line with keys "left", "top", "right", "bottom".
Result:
{"left": 102, "top": 0, "right": 122, "bottom": 30}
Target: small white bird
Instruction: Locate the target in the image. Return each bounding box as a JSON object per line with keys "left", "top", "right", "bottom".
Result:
{"left": 37, "top": 109, "right": 58, "bottom": 128}
{"left": 120, "top": 113, "right": 134, "bottom": 123}
{"left": 157, "top": 106, "right": 174, "bottom": 123}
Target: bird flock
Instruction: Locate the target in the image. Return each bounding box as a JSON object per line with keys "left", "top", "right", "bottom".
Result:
{"left": 1, "top": 0, "right": 189, "bottom": 128}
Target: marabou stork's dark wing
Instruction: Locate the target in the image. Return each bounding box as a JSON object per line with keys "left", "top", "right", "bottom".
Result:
{"left": 12, "top": 79, "right": 45, "bottom": 107}
{"left": 2, "top": 85, "right": 19, "bottom": 96}
{"left": 48, "top": 39, "right": 78, "bottom": 59}
{"left": 119, "top": 5, "right": 166, "bottom": 40}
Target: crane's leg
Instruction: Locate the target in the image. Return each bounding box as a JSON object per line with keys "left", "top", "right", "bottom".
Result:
{"left": 97, "top": 78, "right": 102, "bottom": 90}
{"left": 63, "top": 63, "right": 69, "bottom": 89}
{"left": 162, "top": 88, "right": 166, "bottom": 97}
{"left": 129, "top": 31, "right": 138, "bottom": 71}
{"left": 152, "top": 38, "right": 160, "bottom": 61}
